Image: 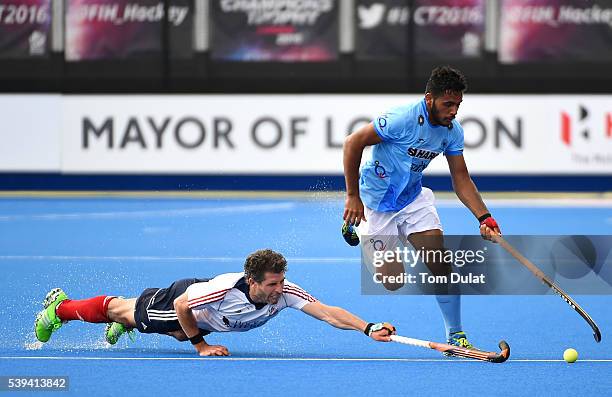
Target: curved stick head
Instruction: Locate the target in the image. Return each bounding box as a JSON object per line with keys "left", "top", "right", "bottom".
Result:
{"left": 594, "top": 328, "right": 602, "bottom": 343}
{"left": 489, "top": 340, "right": 511, "bottom": 363}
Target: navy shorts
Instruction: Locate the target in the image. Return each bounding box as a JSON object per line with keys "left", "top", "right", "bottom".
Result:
{"left": 134, "top": 278, "right": 210, "bottom": 335}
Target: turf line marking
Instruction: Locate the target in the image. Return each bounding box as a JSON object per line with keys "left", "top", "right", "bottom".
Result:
{"left": 0, "top": 255, "right": 359, "bottom": 263}
{"left": 0, "top": 191, "right": 610, "bottom": 200}
{"left": 1, "top": 357, "right": 611, "bottom": 363}
{"left": 0, "top": 202, "right": 295, "bottom": 221}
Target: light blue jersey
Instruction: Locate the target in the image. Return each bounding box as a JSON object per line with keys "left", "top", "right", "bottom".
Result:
{"left": 360, "top": 99, "right": 464, "bottom": 212}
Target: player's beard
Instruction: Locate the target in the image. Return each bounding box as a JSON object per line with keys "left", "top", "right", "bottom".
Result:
{"left": 430, "top": 101, "right": 442, "bottom": 125}
{"left": 431, "top": 100, "right": 451, "bottom": 126}
{"left": 267, "top": 293, "right": 280, "bottom": 304}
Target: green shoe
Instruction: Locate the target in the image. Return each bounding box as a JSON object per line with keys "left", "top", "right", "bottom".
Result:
{"left": 444, "top": 331, "right": 474, "bottom": 356}
{"left": 105, "top": 322, "right": 135, "bottom": 345}
{"left": 34, "top": 288, "right": 68, "bottom": 343}
{"left": 448, "top": 331, "right": 474, "bottom": 348}
{"left": 341, "top": 223, "right": 360, "bottom": 246}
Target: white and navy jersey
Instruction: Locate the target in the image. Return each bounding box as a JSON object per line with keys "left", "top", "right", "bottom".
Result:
{"left": 186, "top": 272, "right": 317, "bottom": 333}
{"left": 360, "top": 98, "right": 464, "bottom": 212}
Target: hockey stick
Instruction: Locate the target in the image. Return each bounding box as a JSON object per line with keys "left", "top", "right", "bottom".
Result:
{"left": 391, "top": 335, "right": 510, "bottom": 363}
{"left": 492, "top": 234, "right": 602, "bottom": 343}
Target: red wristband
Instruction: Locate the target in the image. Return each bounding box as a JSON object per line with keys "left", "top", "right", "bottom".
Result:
{"left": 480, "top": 216, "right": 499, "bottom": 230}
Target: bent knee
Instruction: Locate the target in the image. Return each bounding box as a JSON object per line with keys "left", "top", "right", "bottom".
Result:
{"left": 107, "top": 297, "right": 136, "bottom": 326}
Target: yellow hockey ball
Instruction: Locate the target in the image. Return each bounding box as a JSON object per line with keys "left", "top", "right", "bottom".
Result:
{"left": 563, "top": 348, "right": 578, "bottom": 363}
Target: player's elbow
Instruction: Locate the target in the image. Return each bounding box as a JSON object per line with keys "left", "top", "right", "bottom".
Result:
{"left": 322, "top": 306, "right": 349, "bottom": 328}
{"left": 313, "top": 304, "right": 336, "bottom": 325}
{"left": 344, "top": 131, "right": 367, "bottom": 152}
{"left": 343, "top": 133, "right": 356, "bottom": 152}
{"left": 173, "top": 294, "right": 188, "bottom": 311}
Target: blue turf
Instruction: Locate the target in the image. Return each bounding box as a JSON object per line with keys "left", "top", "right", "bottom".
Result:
{"left": 0, "top": 197, "right": 611, "bottom": 396}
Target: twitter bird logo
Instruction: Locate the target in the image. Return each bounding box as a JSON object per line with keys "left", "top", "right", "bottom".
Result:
{"left": 358, "top": 3, "right": 386, "bottom": 29}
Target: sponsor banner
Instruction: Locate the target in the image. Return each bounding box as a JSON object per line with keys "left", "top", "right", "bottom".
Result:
{"left": 361, "top": 235, "right": 612, "bottom": 295}
{"left": 0, "top": 0, "right": 51, "bottom": 58}
{"left": 500, "top": 0, "right": 612, "bottom": 63}
{"left": 355, "top": 0, "right": 409, "bottom": 60}
{"left": 60, "top": 95, "right": 612, "bottom": 174}
{"left": 65, "top": 0, "right": 192, "bottom": 61}
{"left": 211, "top": 0, "right": 338, "bottom": 61}
{"left": 413, "top": 0, "right": 485, "bottom": 59}
{"left": 0, "top": 95, "right": 61, "bottom": 171}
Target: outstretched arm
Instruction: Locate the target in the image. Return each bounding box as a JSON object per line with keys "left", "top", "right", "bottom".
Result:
{"left": 301, "top": 301, "right": 395, "bottom": 342}
{"left": 447, "top": 154, "right": 501, "bottom": 240}
{"left": 174, "top": 292, "right": 229, "bottom": 356}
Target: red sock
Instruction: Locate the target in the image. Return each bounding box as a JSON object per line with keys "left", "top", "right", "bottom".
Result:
{"left": 56, "top": 296, "right": 116, "bottom": 323}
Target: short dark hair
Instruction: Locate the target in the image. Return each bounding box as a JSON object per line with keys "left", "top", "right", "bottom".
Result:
{"left": 425, "top": 66, "right": 468, "bottom": 97}
{"left": 244, "top": 249, "right": 287, "bottom": 283}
